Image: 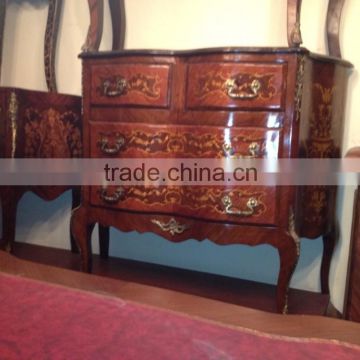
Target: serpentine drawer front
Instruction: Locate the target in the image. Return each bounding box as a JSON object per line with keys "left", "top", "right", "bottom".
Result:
{"left": 72, "top": 48, "right": 352, "bottom": 314}
{"left": 186, "top": 62, "right": 286, "bottom": 110}
{"left": 90, "top": 185, "right": 278, "bottom": 226}
{"left": 90, "top": 63, "right": 171, "bottom": 107}
{"left": 89, "top": 122, "right": 280, "bottom": 158}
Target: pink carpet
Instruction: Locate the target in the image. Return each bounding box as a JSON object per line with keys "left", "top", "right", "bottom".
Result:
{"left": 0, "top": 272, "right": 359, "bottom": 359}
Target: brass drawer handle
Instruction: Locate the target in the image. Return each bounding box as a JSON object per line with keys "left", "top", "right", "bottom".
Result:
{"left": 222, "top": 196, "right": 258, "bottom": 217}
{"left": 99, "top": 186, "right": 125, "bottom": 204}
{"left": 151, "top": 218, "right": 189, "bottom": 235}
{"left": 103, "top": 76, "right": 128, "bottom": 97}
{"left": 223, "top": 142, "right": 261, "bottom": 158}
{"left": 99, "top": 134, "right": 125, "bottom": 155}
{"left": 225, "top": 78, "right": 261, "bottom": 99}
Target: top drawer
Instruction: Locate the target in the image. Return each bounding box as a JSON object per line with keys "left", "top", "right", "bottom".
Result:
{"left": 186, "top": 62, "right": 285, "bottom": 110}
{"left": 90, "top": 64, "right": 171, "bottom": 108}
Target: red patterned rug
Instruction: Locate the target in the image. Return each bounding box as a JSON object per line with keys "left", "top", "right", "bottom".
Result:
{"left": 0, "top": 273, "right": 359, "bottom": 359}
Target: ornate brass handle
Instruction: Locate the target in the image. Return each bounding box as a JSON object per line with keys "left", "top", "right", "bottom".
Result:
{"left": 99, "top": 133, "right": 125, "bottom": 155}
{"left": 99, "top": 186, "right": 125, "bottom": 204}
{"left": 103, "top": 76, "right": 128, "bottom": 97}
{"left": 225, "top": 78, "right": 261, "bottom": 99}
{"left": 223, "top": 142, "right": 261, "bottom": 158}
{"left": 222, "top": 196, "right": 258, "bottom": 217}
{"left": 151, "top": 218, "right": 189, "bottom": 235}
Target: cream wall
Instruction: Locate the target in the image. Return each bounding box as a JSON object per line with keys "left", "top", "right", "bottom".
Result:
{"left": 1, "top": 0, "right": 359, "bottom": 312}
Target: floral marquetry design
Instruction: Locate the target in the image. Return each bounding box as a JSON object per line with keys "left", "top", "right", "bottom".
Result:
{"left": 186, "top": 62, "right": 285, "bottom": 109}
{"left": 194, "top": 71, "right": 277, "bottom": 100}
{"left": 96, "top": 127, "right": 273, "bottom": 158}
{"left": 303, "top": 186, "right": 328, "bottom": 225}
{"left": 96, "top": 186, "right": 267, "bottom": 220}
{"left": 98, "top": 73, "right": 162, "bottom": 99}
{"left": 301, "top": 83, "right": 338, "bottom": 228}
{"left": 306, "top": 84, "right": 337, "bottom": 157}
{"left": 24, "top": 108, "right": 82, "bottom": 158}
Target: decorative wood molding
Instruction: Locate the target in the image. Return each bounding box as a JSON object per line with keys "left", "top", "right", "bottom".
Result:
{"left": 294, "top": 55, "right": 305, "bottom": 122}
{"left": 8, "top": 92, "right": 19, "bottom": 158}
{"left": 288, "top": 208, "right": 300, "bottom": 256}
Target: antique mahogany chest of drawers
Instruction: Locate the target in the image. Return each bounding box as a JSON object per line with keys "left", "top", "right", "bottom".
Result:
{"left": 72, "top": 48, "right": 352, "bottom": 313}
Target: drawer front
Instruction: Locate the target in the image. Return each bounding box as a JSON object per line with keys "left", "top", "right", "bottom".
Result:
{"left": 90, "top": 64, "right": 171, "bottom": 107}
{"left": 90, "top": 185, "right": 277, "bottom": 225}
{"left": 90, "top": 122, "right": 280, "bottom": 158}
{"left": 186, "top": 62, "right": 285, "bottom": 110}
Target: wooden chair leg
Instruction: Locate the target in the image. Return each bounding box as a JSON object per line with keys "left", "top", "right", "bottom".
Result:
{"left": 287, "top": 0, "right": 303, "bottom": 47}
{"left": 82, "top": 0, "right": 104, "bottom": 52}
{"left": 82, "top": 0, "right": 126, "bottom": 52}
{"left": 71, "top": 188, "right": 110, "bottom": 257}
{"left": 109, "top": 0, "right": 126, "bottom": 50}
{"left": 326, "top": 0, "right": 345, "bottom": 58}
{"left": 0, "top": 189, "right": 23, "bottom": 253}
{"left": 99, "top": 225, "right": 110, "bottom": 258}
{"left": 71, "top": 205, "right": 95, "bottom": 272}
{"left": 44, "top": 0, "right": 63, "bottom": 92}
{"left": 70, "top": 187, "right": 81, "bottom": 253}
{"left": 276, "top": 229, "right": 300, "bottom": 314}
{"left": 320, "top": 221, "right": 339, "bottom": 294}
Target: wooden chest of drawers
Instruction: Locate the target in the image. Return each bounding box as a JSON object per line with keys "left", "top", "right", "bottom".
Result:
{"left": 72, "top": 48, "right": 352, "bottom": 313}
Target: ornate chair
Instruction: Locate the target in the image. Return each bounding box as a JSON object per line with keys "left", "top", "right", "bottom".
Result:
{"left": 287, "top": 0, "right": 345, "bottom": 58}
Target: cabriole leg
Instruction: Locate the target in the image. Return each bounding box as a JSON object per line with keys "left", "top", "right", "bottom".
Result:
{"left": 99, "top": 225, "right": 110, "bottom": 258}
{"left": 0, "top": 189, "right": 23, "bottom": 253}
{"left": 71, "top": 206, "right": 95, "bottom": 272}
{"left": 276, "top": 225, "right": 300, "bottom": 313}
{"left": 320, "top": 221, "right": 338, "bottom": 294}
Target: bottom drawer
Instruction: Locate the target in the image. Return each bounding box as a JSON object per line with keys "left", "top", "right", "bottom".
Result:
{"left": 90, "top": 185, "right": 278, "bottom": 225}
